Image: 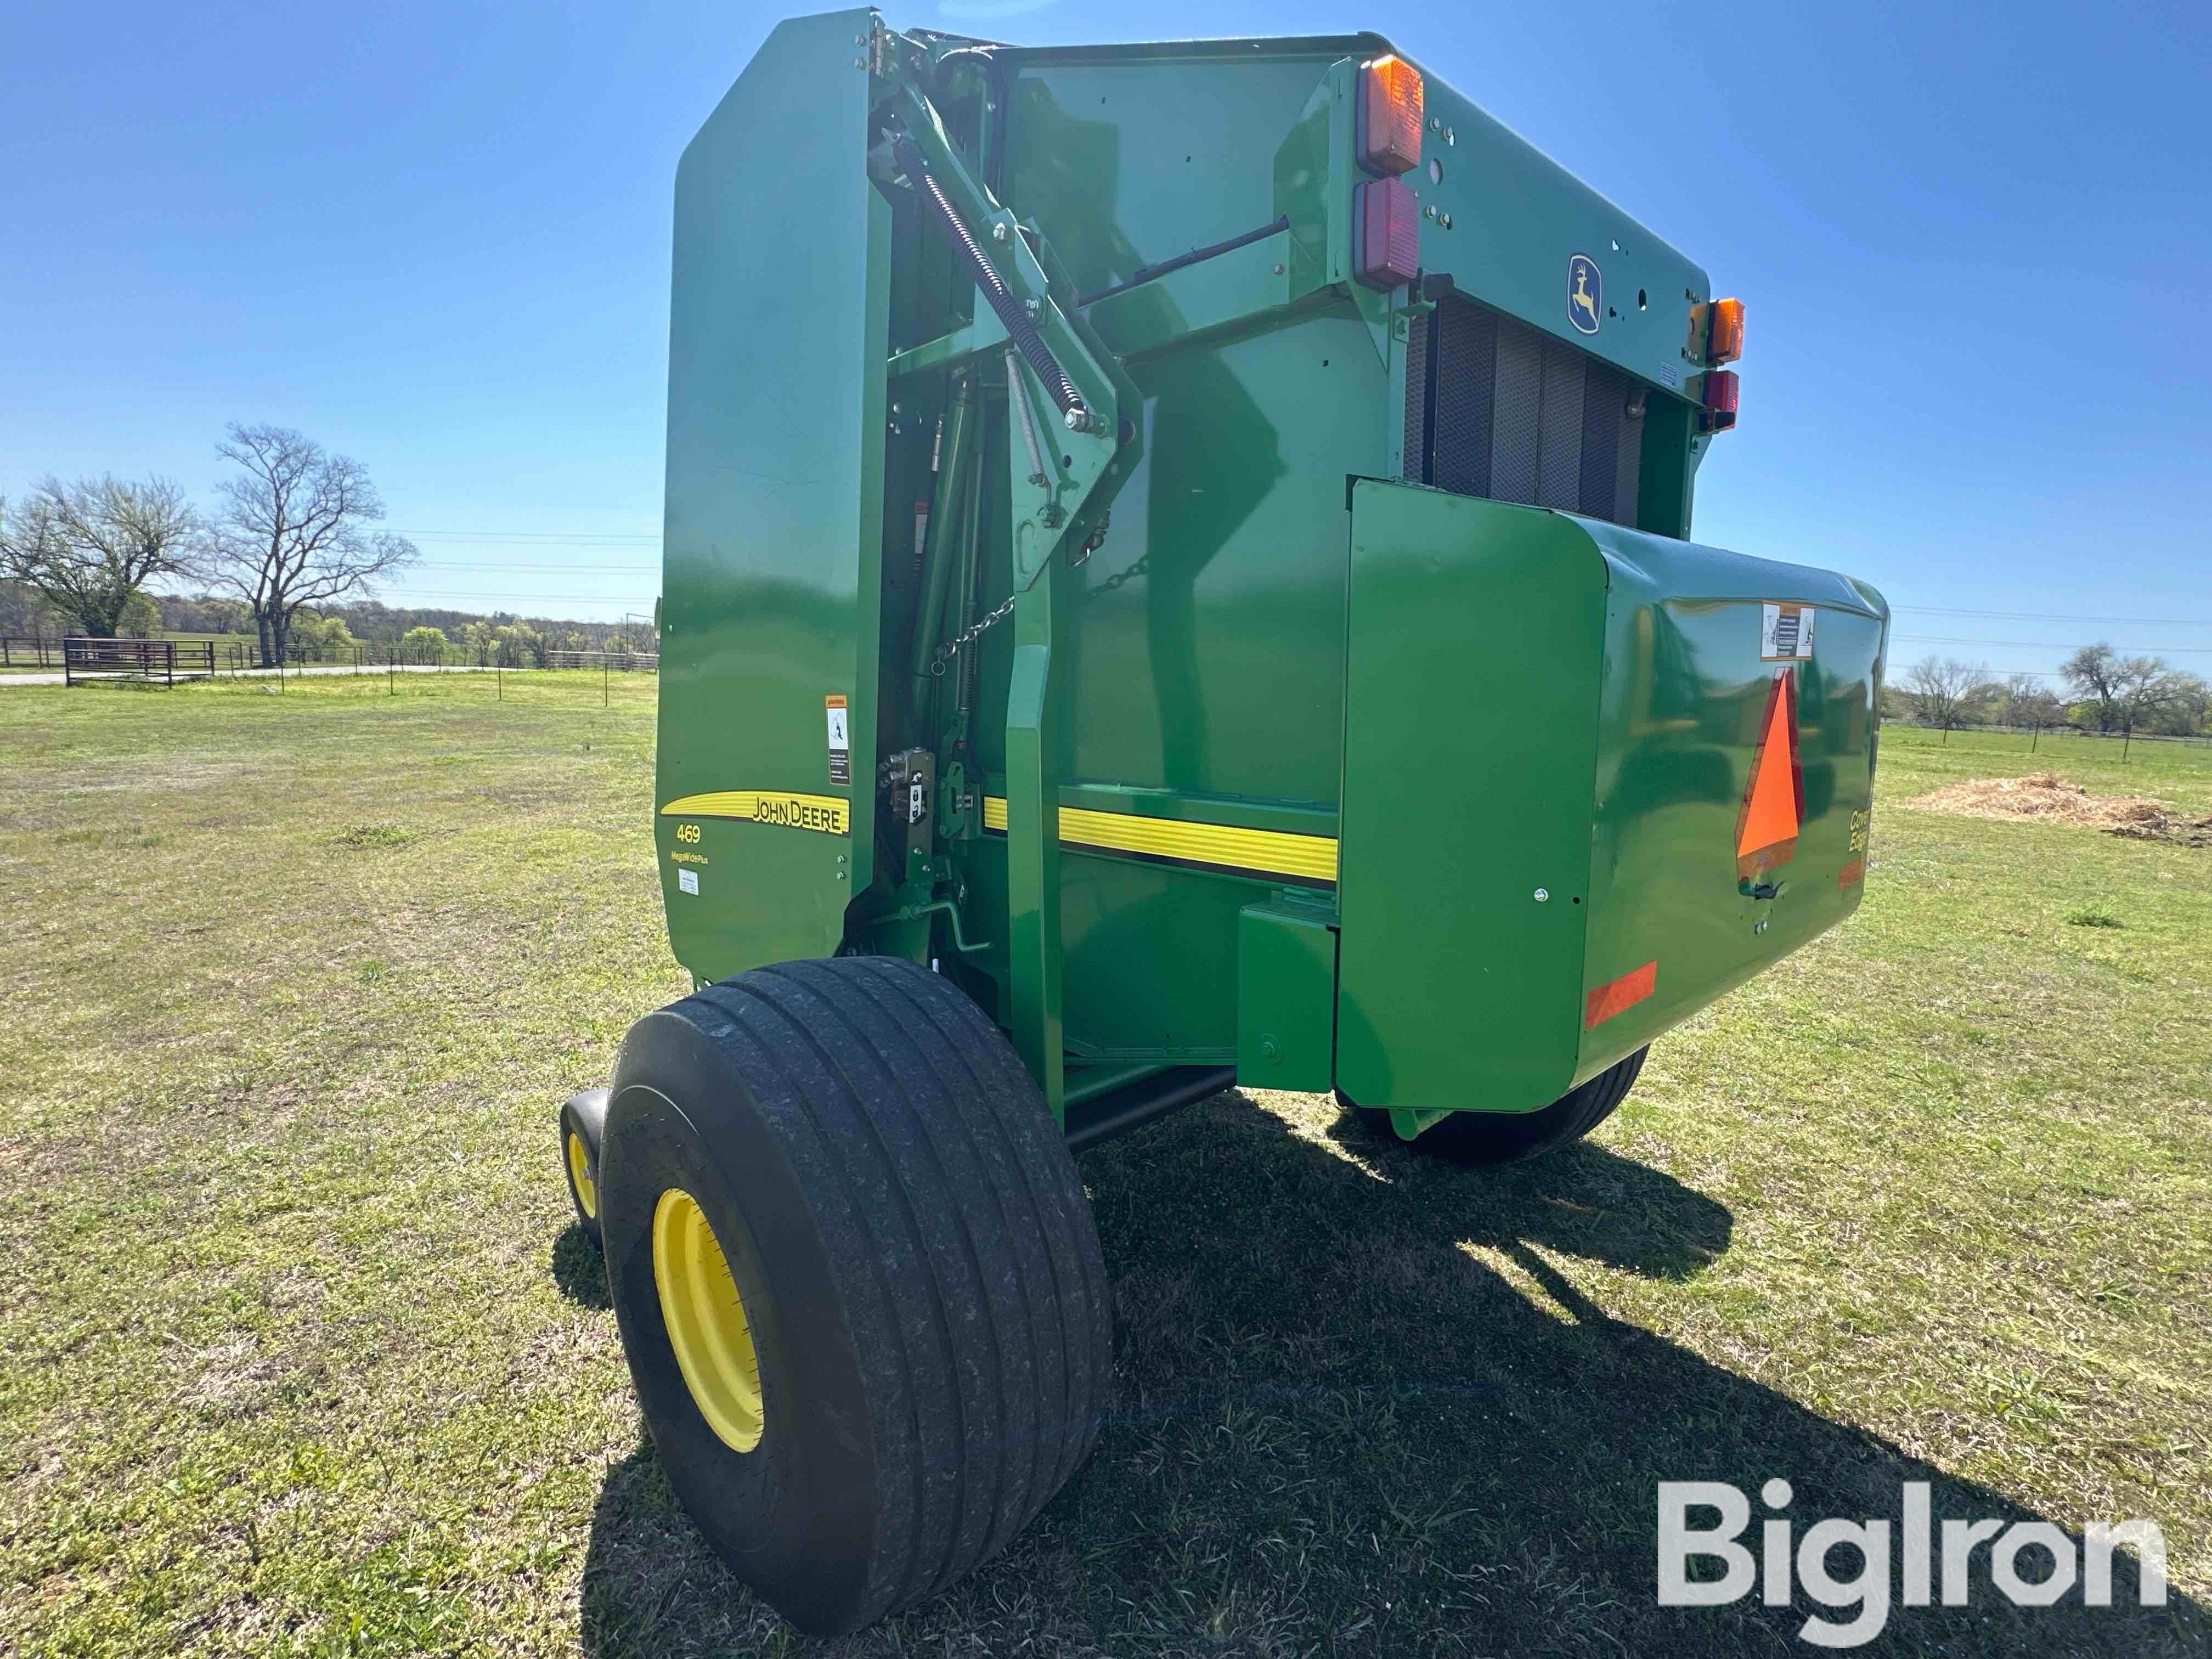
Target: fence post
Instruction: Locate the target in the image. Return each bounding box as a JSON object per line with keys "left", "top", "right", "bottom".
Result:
{"left": 603, "top": 656, "right": 609, "bottom": 708}
{"left": 2123, "top": 726, "right": 2132, "bottom": 763}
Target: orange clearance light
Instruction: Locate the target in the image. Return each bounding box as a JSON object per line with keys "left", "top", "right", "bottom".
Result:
{"left": 1693, "top": 296, "right": 1745, "bottom": 365}
{"left": 1357, "top": 55, "right": 1424, "bottom": 177}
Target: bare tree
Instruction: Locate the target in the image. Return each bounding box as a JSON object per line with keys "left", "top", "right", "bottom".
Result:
{"left": 0, "top": 477, "right": 200, "bottom": 636}
{"left": 2001, "top": 673, "right": 2066, "bottom": 731}
{"left": 1902, "top": 656, "right": 1991, "bottom": 737}
{"left": 2060, "top": 642, "right": 2205, "bottom": 735}
{"left": 204, "top": 425, "right": 416, "bottom": 665}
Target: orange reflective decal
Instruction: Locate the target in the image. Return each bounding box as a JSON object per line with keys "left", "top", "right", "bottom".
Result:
{"left": 1585, "top": 960, "right": 1657, "bottom": 1029}
{"left": 1736, "top": 670, "right": 1804, "bottom": 878}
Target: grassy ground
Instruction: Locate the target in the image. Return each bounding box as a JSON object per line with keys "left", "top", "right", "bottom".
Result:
{"left": 0, "top": 688, "right": 2205, "bottom": 1656}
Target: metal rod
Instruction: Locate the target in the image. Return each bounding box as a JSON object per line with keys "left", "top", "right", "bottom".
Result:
{"left": 883, "top": 898, "right": 992, "bottom": 955}
{"left": 1064, "top": 1066, "right": 1237, "bottom": 1152}
{"left": 1007, "top": 351, "right": 1048, "bottom": 487}
{"left": 1063, "top": 1062, "right": 1162, "bottom": 1110}
{"left": 912, "top": 374, "right": 974, "bottom": 687}
{"left": 953, "top": 397, "right": 989, "bottom": 717}
{"left": 1079, "top": 215, "right": 1289, "bottom": 307}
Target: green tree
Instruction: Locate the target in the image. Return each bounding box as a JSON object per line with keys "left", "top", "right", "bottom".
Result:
{"left": 116, "top": 591, "right": 161, "bottom": 636}
{"left": 494, "top": 623, "right": 543, "bottom": 668}
{"left": 291, "top": 613, "right": 357, "bottom": 653}
{"left": 400, "top": 624, "right": 448, "bottom": 664}
{"left": 2061, "top": 642, "right": 2205, "bottom": 735}
{"left": 0, "top": 477, "right": 199, "bottom": 636}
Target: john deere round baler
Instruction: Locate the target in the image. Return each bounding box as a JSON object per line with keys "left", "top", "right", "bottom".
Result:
{"left": 555, "top": 9, "right": 1888, "bottom": 1633}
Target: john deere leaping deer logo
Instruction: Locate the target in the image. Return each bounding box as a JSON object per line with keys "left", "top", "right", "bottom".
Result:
{"left": 1567, "top": 253, "right": 1602, "bottom": 335}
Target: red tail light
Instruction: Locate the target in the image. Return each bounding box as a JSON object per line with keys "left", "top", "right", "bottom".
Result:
{"left": 1699, "top": 368, "right": 1739, "bottom": 433}
{"left": 1355, "top": 176, "right": 1420, "bottom": 291}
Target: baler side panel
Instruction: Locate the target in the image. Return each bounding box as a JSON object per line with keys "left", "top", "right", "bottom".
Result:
{"left": 1572, "top": 526, "right": 1888, "bottom": 1082}
{"left": 656, "top": 9, "right": 885, "bottom": 979}
{"left": 1337, "top": 486, "right": 1607, "bottom": 1118}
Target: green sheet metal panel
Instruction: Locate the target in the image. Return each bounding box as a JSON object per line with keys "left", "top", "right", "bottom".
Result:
{"left": 1238, "top": 896, "right": 1339, "bottom": 1091}
{"left": 654, "top": 9, "right": 887, "bottom": 979}
{"left": 1336, "top": 483, "right": 1888, "bottom": 1120}
{"left": 1571, "top": 523, "right": 1887, "bottom": 1082}
{"left": 1401, "top": 67, "right": 1711, "bottom": 396}
{"left": 1337, "top": 484, "right": 1606, "bottom": 1117}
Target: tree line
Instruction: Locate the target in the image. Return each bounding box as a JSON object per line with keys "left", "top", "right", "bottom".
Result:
{"left": 0, "top": 426, "right": 415, "bottom": 667}
{"left": 1898, "top": 647, "right": 2209, "bottom": 738}
{"left": 0, "top": 424, "right": 652, "bottom": 668}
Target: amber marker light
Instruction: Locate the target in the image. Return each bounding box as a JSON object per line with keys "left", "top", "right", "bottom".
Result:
{"left": 1692, "top": 296, "right": 1745, "bottom": 365}
{"left": 1357, "top": 55, "right": 1424, "bottom": 177}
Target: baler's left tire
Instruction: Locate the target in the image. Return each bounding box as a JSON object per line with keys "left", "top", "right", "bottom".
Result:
{"left": 559, "top": 1088, "right": 608, "bottom": 1245}
{"left": 1345, "top": 1046, "right": 1650, "bottom": 1165}
{"left": 597, "top": 956, "right": 1112, "bottom": 1637}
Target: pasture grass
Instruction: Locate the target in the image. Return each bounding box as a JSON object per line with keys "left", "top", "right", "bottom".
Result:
{"left": 0, "top": 693, "right": 2205, "bottom": 1656}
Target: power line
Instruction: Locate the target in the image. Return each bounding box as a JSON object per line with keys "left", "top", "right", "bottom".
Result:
{"left": 357, "top": 590, "right": 658, "bottom": 603}
{"left": 390, "top": 529, "right": 658, "bottom": 544}
{"left": 409, "top": 561, "right": 657, "bottom": 573}
{"left": 1892, "top": 634, "right": 2211, "bottom": 654}
{"left": 1894, "top": 605, "right": 2212, "bottom": 627}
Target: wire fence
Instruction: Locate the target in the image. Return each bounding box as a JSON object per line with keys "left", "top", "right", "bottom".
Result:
{"left": 224, "top": 642, "right": 659, "bottom": 673}
{"left": 1, "top": 635, "right": 66, "bottom": 668}
{"left": 1890, "top": 719, "right": 2212, "bottom": 758}
{"left": 6, "top": 635, "right": 660, "bottom": 674}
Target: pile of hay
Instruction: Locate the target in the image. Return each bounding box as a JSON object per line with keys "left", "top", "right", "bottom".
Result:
{"left": 1906, "top": 771, "right": 2212, "bottom": 846}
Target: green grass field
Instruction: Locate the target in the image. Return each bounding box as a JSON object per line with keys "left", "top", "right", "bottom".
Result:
{"left": 0, "top": 683, "right": 2205, "bottom": 1656}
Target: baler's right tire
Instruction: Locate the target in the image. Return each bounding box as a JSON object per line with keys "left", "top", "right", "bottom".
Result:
{"left": 1346, "top": 1046, "right": 1650, "bottom": 1165}
{"left": 558, "top": 1087, "right": 608, "bottom": 1246}
{"left": 597, "top": 956, "right": 1112, "bottom": 1637}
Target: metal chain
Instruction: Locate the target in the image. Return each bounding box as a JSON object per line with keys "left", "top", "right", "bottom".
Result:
{"left": 930, "top": 590, "right": 1017, "bottom": 673}
{"left": 1091, "top": 551, "right": 1148, "bottom": 593}
{"left": 928, "top": 517, "right": 1131, "bottom": 674}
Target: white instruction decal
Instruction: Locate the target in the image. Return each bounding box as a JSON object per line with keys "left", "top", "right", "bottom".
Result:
{"left": 1760, "top": 602, "right": 1816, "bottom": 662}
{"left": 678, "top": 868, "right": 699, "bottom": 895}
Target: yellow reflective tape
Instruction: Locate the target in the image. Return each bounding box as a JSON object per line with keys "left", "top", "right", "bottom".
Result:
{"left": 981, "top": 795, "right": 1336, "bottom": 882}
{"left": 659, "top": 791, "right": 850, "bottom": 836}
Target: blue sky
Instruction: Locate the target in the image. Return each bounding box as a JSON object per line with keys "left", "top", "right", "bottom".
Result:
{"left": 3, "top": 1, "right": 2207, "bottom": 679}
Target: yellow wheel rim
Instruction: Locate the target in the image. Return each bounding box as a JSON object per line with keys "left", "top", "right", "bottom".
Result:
{"left": 566, "top": 1131, "right": 599, "bottom": 1220}
{"left": 652, "top": 1188, "right": 765, "bottom": 1453}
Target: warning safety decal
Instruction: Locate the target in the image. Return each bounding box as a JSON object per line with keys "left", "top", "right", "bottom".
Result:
{"left": 1760, "top": 602, "right": 1816, "bottom": 662}
{"left": 825, "top": 693, "right": 850, "bottom": 786}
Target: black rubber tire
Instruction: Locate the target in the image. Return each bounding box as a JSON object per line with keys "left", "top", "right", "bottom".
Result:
{"left": 1347, "top": 1046, "right": 1650, "bottom": 1165}
{"left": 597, "top": 956, "right": 1112, "bottom": 1637}
{"left": 559, "top": 1087, "right": 608, "bottom": 1245}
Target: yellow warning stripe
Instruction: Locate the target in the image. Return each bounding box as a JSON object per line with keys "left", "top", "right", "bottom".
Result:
{"left": 660, "top": 791, "right": 849, "bottom": 836}
{"left": 982, "top": 795, "right": 1336, "bottom": 882}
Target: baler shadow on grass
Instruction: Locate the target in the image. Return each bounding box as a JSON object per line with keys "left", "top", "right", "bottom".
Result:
{"left": 567, "top": 1090, "right": 2199, "bottom": 1657}
{"left": 550, "top": 1224, "right": 611, "bottom": 1312}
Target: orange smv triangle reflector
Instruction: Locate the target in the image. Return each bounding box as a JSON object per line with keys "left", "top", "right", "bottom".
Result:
{"left": 1736, "top": 670, "right": 1804, "bottom": 878}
